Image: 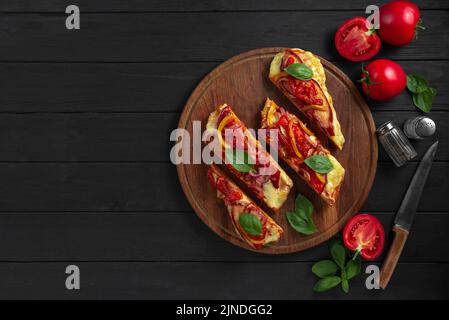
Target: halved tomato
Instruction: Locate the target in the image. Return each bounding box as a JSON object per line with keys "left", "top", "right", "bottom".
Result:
{"left": 335, "top": 16, "right": 381, "bottom": 62}
{"left": 343, "top": 214, "right": 385, "bottom": 260}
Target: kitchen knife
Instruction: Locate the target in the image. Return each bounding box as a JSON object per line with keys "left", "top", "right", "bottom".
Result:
{"left": 379, "top": 141, "right": 439, "bottom": 289}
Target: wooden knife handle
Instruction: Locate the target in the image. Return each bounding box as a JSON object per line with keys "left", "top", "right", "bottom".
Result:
{"left": 379, "top": 225, "right": 409, "bottom": 289}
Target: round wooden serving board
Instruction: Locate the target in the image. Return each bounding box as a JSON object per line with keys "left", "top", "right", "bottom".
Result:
{"left": 177, "top": 48, "right": 378, "bottom": 254}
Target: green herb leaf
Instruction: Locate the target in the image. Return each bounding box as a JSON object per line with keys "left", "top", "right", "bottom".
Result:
{"left": 346, "top": 259, "right": 362, "bottom": 280}
{"left": 225, "top": 148, "right": 254, "bottom": 173}
{"left": 304, "top": 155, "right": 334, "bottom": 174}
{"left": 407, "top": 74, "right": 428, "bottom": 94}
{"left": 285, "top": 63, "right": 314, "bottom": 80}
{"left": 295, "top": 194, "right": 314, "bottom": 221}
{"left": 312, "top": 260, "right": 338, "bottom": 278}
{"left": 406, "top": 74, "right": 437, "bottom": 113}
{"left": 313, "top": 276, "right": 342, "bottom": 292}
{"left": 330, "top": 241, "right": 346, "bottom": 269}
{"left": 341, "top": 278, "right": 349, "bottom": 293}
{"left": 286, "top": 211, "right": 317, "bottom": 235}
{"left": 238, "top": 213, "right": 262, "bottom": 236}
{"left": 413, "top": 88, "right": 437, "bottom": 113}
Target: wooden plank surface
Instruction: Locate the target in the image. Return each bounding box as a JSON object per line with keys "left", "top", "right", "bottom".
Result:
{"left": 0, "top": 112, "right": 446, "bottom": 162}
{"left": 0, "top": 262, "right": 447, "bottom": 299}
{"left": 0, "top": 0, "right": 447, "bottom": 299}
{"left": 0, "top": 11, "right": 448, "bottom": 61}
{"left": 1, "top": 0, "right": 447, "bottom": 12}
{"left": 0, "top": 212, "right": 447, "bottom": 262}
{"left": 1, "top": 61, "right": 447, "bottom": 113}
{"left": 0, "top": 162, "right": 446, "bottom": 212}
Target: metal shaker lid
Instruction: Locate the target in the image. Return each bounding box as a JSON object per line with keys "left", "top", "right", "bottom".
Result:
{"left": 415, "top": 117, "right": 436, "bottom": 137}
{"left": 376, "top": 121, "right": 396, "bottom": 135}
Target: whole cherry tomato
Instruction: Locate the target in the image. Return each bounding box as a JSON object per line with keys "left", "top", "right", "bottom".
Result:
{"left": 343, "top": 214, "right": 385, "bottom": 260}
{"left": 359, "top": 59, "right": 407, "bottom": 101}
{"left": 379, "top": 1, "right": 423, "bottom": 46}
{"left": 335, "top": 16, "right": 381, "bottom": 61}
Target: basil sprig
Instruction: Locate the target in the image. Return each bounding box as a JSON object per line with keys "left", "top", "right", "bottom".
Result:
{"left": 312, "top": 238, "right": 362, "bottom": 293}
{"left": 239, "top": 212, "right": 262, "bottom": 236}
{"left": 286, "top": 194, "right": 317, "bottom": 235}
{"left": 407, "top": 74, "right": 437, "bottom": 113}
{"left": 225, "top": 148, "right": 254, "bottom": 173}
{"left": 285, "top": 63, "right": 314, "bottom": 81}
{"left": 304, "top": 155, "right": 333, "bottom": 174}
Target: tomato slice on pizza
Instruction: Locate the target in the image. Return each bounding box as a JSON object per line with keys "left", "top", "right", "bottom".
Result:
{"left": 206, "top": 104, "right": 293, "bottom": 211}
{"left": 269, "top": 48, "right": 345, "bottom": 150}
{"left": 261, "top": 98, "right": 345, "bottom": 205}
{"left": 208, "top": 164, "right": 283, "bottom": 249}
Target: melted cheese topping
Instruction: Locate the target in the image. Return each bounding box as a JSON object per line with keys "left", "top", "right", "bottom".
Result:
{"left": 209, "top": 168, "right": 283, "bottom": 247}
{"left": 261, "top": 98, "right": 345, "bottom": 205}
{"left": 263, "top": 181, "right": 289, "bottom": 210}
{"left": 207, "top": 104, "right": 293, "bottom": 210}
{"left": 324, "top": 155, "right": 345, "bottom": 195}
{"left": 269, "top": 49, "right": 345, "bottom": 150}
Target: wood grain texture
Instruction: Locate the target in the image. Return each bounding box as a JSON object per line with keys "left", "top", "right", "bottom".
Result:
{"left": 0, "top": 11, "right": 448, "bottom": 61}
{"left": 0, "top": 162, "right": 446, "bottom": 212}
{"left": 1, "top": 0, "right": 447, "bottom": 12}
{"left": 380, "top": 225, "right": 409, "bottom": 289}
{"left": 0, "top": 111, "right": 447, "bottom": 162}
{"left": 177, "top": 48, "right": 377, "bottom": 253}
{"left": 1, "top": 61, "right": 448, "bottom": 113}
{"left": 0, "top": 212, "right": 447, "bottom": 262}
{"left": 0, "top": 0, "right": 447, "bottom": 299}
{"left": 0, "top": 262, "right": 447, "bottom": 299}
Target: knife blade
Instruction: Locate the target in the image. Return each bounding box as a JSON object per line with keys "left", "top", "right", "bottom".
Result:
{"left": 394, "top": 141, "right": 439, "bottom": 231}
{"left": 380, "top": 141, "right": 438, "bottom": 289}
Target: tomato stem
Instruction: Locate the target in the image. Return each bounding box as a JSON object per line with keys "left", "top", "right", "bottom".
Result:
{"left": 415, "top": 19, "right": 426, "bottom": 40}
{"left": 352, "top": 246, "right": 362, "bottom": 260}
{"left": 357, "top": 65, "right": 382, "bottom": 100}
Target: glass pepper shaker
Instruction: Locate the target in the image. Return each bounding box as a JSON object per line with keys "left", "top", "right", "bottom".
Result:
{"left": 377, "top": 121, "right": 417, "bottom": 167}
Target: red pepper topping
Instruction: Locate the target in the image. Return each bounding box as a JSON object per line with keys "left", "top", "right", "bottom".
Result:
{"left": 288, "top": 77, "right": 323, "bottom": 106}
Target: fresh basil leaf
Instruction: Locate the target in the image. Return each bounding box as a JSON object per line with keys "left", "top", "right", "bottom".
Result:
{"left": 407, "top": 74, "right": 428, "bottom": 94}
{"left": 294, "top": 194, "right": 314, "bottom": 221}
{"left": 312, "top": 260, "right": 338, "bottom": 278}
{"left": 313, "top": 276, "right": 341, "bottom": 292}
{"left": 341, "top": 278, "right": 349, "bottom": 293}
{"left": 286, "top": 211, "right": 317, "bottom": 235}
{"left": 238, "top": 213, "right": 262, "bottom": 236}
{"left": 285, "top": 63, "right": 314, "bottom": 80}
{"left": 330, "top": 241, "right": 346, "bottom": 269}
{"left": 413, "top": 89, "right": 436, "bottom": 113}
{"left": 346, "top": 259, "right": 362, "bottom": 280}
{"left": 225, "top": 148, "right": 254, "bottom": 172}
{"left": 304, "top": 155, "right": 334, "bottom": 174}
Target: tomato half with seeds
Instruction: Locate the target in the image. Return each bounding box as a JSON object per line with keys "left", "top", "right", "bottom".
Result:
{"left": 343, "top": 214, "right": 385, "bottom": 260}
{"left": 335, "top": 16, "right": 381, "bottom": 62}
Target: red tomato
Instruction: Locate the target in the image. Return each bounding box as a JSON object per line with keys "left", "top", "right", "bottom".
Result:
{"left": 360, "top": 59, "right": 406, "bottom": 101}
{"left": 379, "top": 1, "right": 423, "bottom": 46}
{"left": 335, "top": 16, "right": 381, "bottom": 61}
{"left": 343, "top": 214, "right": 385, "bottom": 260}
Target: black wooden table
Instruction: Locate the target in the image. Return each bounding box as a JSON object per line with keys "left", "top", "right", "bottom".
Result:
{"left": 0, "top": 0, "right": 448, "bottom": 299}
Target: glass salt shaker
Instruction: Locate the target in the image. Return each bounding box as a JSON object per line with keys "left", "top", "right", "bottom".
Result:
{"left": 377, "top": 121, "right": 417, "bottom": 167}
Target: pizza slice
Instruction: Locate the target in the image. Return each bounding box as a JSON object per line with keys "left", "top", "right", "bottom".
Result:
{"left": 261, "top": 98, "right": 345, "bottom": 205}
{"left": 207, "top": 164, "right": 283, "bottom": 249}
{"left": 206, "top": 104, "right": 293, "bottom": 211}
{"left": 269, "top": 48, "right": 345, "bottom": 150}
